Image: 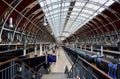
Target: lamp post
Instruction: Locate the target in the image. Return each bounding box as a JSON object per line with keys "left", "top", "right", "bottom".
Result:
{"left": 9, "top": 17, "right": 13, "bottom": 28}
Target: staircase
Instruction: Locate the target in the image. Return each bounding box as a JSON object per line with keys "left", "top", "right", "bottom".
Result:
{"left": 41, "top": 73, "right": 68, "bottom": 79}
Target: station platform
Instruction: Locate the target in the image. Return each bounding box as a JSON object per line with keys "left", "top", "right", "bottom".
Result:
{"left": 41, "top": 47, "right": 72, "bottom": 79}
{"left": 50, "top": 47, "right": 72, "bottom": 73}
{"left": 27, "top": 47, "right": 72, "bottom": 73}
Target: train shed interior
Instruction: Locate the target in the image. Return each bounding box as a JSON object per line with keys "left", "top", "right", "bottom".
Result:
{"left": 0, "top": 0, "right": 120, "bottom": 79}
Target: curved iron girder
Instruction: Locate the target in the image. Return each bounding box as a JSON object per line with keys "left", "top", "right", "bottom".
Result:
{"left": 95, "top": 16, "right": 109, "bottom": 33}
{"left": 81, "top": 26, "right": 93, "bottom": 36}
{"left": 20, "top": 13, "right": 42, "bottom": 36}
{"left": 4, "top": 1, "right": 54, "bottom": 43}
{"left": 16, "top": 1, "right": 38, "bottom": 27}
{"left": 98, "top": 13, "right": 116, "bottom": 33}
{"left": 18, "top": 13, "right": 44, "bottom": 42}
{"left": 101, "top": 12, "right": 119, "bottom": 35}
{"left": 102, "top": 3, "right": 120, "bottom": 36}
{"left": 25, "top": 15, "right": 44, "bottom": 39}
{"left": 88, "top": 21, "right": 102, "bottom": 34}
{"left": 91, "top": 19, "right": 104, "bottom": 34}
{"left": 0, "top": 0, "right": 22, "bottom": 40}
{"left": 46, "top": 10, "right": 95, "bottom": 19}
{"left": 13, "top": 14, "right": 36, "bottom": 41}
{"left": 86, "top": 23, "right": 98, "bottom": 35}
{"left": 20, "top": 10, "right": 42, "bottom": 32}
{"left": 72, "top": 1, "right": 120, "bottom": 38}
{"left": 22, "top": 12, "right": 44, "bottom": 33}
{"left": 84, "top": 25, "right": 95, "bottom": 35}
{"left": 77, "top": 22, "right": 100, "bottom": 35}
{"left": 81, "top": 10, "right": 120, "bottom": 38}
{"left": 41, "top": 0, "right": 108, "bottom": 10}
{"left": 12, "top": 1, "right": 38, "bottom": 41}
{"left": 79, "top": 12, "right": 119, "bottom": 38}
{"left": 68, "top": 0, "right": 111, "bottom": 34}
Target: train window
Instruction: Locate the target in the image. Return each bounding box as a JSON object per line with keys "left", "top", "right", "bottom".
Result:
{"left": 110, "top": 68, "right": 114, "bottom": 75}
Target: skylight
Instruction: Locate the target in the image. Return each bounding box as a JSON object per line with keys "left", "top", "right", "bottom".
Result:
{"left": 38, "top": 0, "right": 115, "bottom": 41}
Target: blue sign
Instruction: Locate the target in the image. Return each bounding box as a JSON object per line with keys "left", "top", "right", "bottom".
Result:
{"left": 47, "top": 55, "right": 56, "bottom": 62}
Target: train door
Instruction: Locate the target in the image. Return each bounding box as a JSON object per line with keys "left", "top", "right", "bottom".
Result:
{"left": 108, "top": 63, "right": 117, "bottom": 79}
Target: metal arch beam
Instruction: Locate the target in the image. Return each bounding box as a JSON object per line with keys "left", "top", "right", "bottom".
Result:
{"left": 86, "top": 24, "right": 96, "bottom": 35}
{"left": 2, "top": 0, "right": 54, "bottom": 43}
{"left": 101, "top": 4, "right": 120, "bottom": 36}
{"left": 101, "top": 12, "right": 119, "bottom": 36}
{"left": 13, "top": 14, "right": 36, "bottom": 41}
{"left": 43, "top": 6, "right": 96, "bottom": 15}
{"left": 21, "top": 13, "right": 43, "bottom": 34}
{"left": 15, "top": 1, "right": 38, "bottom": 30}
{"left": 95, "top": 16, "right": 109, "bottom": 33}
{"left": 0, "top": 0, "right": 22, "bottom": 40}
{"left": 47, "top": 15, "right": 85, "bottom": 21}
{"left": 62, "top": 1, "right": 89, "bottom": 35}
{"left": 84, "top": 25, "right": 95, "bottom": 35}
{"left": 12, "top": 1, "right": 39, "bottom": 41}
{"left": 90, "top": 20, "right": 104, "bottom": 34}
{"left": 79, "top": 26, "right": 92, "bottom": 37}
{"left": 35, "top": 28, "right": 53, "bottom": 40}
{"left": 91, "top": 19, "right": 104, "bottom": 34}
{"left": 22, "top": 14, "right": 44, "bottom": 33}
{"left": 96, "top": 13, "right": 117, "bottom": 34}
{"left": 100, "top": 13, "right": 113, "bottom": 33}
{"left": 13, "top": 1, "right": 37, "bottom": 40}
{"left": 41, "top": 1, "right": 108, "bottom": 9}
{"left": 77, "top": 26, "right": 86, "bottom": 35}
{"left": 46, "top": 11, "right": 91, "bottom": 19}
{"left": 81, "top": 11, "right": 120, "bottom": 38}
{"left": 76, "top": 11, "right": 120, "bottom": 38}
{"left": 25, "top": 16, "right": 44, "bottom": 38}
{"left": 20, "top": 14, "right": 44, "bottom": 40}
{"left": 87, "top": 22, "right": 100, "bottom": 35}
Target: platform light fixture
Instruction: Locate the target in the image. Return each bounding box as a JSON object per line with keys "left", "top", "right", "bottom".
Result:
{"left": 43, "top": 16, "right": 47, "bottom": 26}
{"left": 9, "top": 17, "right": 13, "bottom": 27}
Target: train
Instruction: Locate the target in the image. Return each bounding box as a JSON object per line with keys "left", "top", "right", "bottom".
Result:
{"left": 64, "top": 46, "right": 120, "bottom": 79}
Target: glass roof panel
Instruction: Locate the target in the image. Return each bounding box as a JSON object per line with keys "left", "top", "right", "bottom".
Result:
{"left": 105, "top": 0, "right": 114, "bottom": 6}
{"left": 38, "top": 0, "right": 115, "bottom": 41}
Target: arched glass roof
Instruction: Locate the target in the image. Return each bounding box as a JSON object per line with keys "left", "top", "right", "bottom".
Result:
{"left": 38, "top": 0, "right": 114, "bottom": 40}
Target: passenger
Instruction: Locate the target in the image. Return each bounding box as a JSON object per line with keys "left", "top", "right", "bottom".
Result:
{"left": 97, "top": 52, "right": 100, "bottom": 56}
{"left": 53, "top": 49, "right": 55, "bottom": 53}
{"left": 76, "top": 75, "right": 80, "bottom": 79}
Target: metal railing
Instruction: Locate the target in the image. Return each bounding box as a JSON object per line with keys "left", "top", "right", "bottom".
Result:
{"left": 0, "top": 57, "right": 47, "bottom": 79}
{"left": 68, "top": 59, "right": 98, "bottom": 79}
{"left": 67, "top": 56, "right": 113, "bottom": 79}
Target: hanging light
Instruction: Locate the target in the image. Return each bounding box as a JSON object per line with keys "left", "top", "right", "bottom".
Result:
{"left": 9, "top": 17, "right": 13, "bottom": 27}
{"left": 43, "top": 16, "right": 47, "bottom": 26}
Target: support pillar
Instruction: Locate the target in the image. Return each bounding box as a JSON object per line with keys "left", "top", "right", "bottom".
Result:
{"left": 101, "top": 46, "right": 103, "bottom": 56}
{"left": 84, "top": 45, "right": 86, "bottom": 50}
{"left": 15, "top": 45, "right": 17, "bottom": 49}
{"left": 44, "top": 44, "right": 46, "bottom": 54}
{"left": 73, "top": 43, "right": 75, "bottom": 48}
{"left": 34, "top": 43, "right": 37, "bottom": 56}
{"left": 80, "top": 45, "right": 82, "bottom": 50}
{"left": 23, "top": 40, "right": 26, "bottom": 56}
{"left": 76, "top": 44, "right": 77, "bottom": 48}
{"left": 40, "top": 44, "right": 42, "bottom": 56}
{"left": 91, "top": 45, "right": 93, "bottom": 53}
{"left": 49, "top": 44, "right": 52, "bottom": 50}
{"left": 0, "top": 35, "right": 1, "bottom": 42}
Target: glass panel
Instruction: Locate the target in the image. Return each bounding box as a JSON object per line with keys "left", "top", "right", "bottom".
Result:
{"left": 105, "top": 0, "right": 114, "bottom": 6}
{"left": 38, "top": 0, "right": 115, "bottom": 40}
